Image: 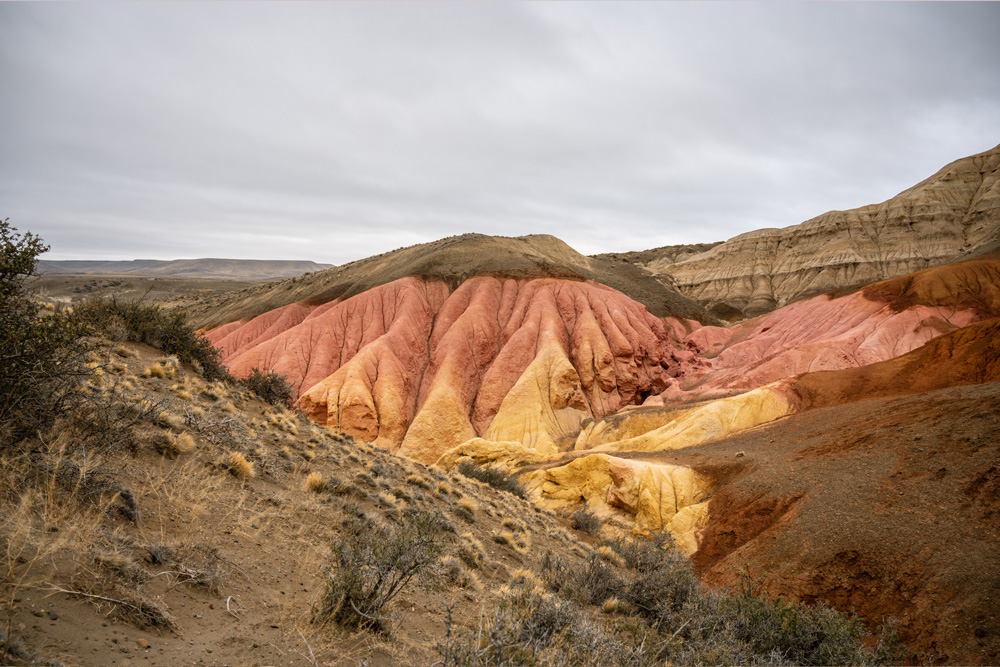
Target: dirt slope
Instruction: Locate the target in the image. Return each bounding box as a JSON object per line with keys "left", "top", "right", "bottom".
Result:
{"left": 676, "top": 381, "right": 1000, "bottom": 665}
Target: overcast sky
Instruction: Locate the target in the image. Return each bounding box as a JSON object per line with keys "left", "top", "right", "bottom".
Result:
{"left": 2, "top": 2, "right": 998, "bottom": 263}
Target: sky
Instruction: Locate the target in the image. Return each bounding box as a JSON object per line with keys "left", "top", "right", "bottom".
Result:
{"left": 1, "top": 2, "right": 999, "bottom": 263}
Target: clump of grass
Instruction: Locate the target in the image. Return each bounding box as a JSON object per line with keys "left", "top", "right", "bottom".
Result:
{"left": 439, "top": 556, "right": 481, "bottom": 591}
{"left": 456, "top": 461, "right": 525, "bottom": 498}
{"left": 155, "top": 432, "right": 196, "bottom": 458}
{"left": 456, "top": 533, "right": 486, "bottom": 570}
{"left": 314, "top": 509, "right": 444, "bottom": 632}
{"left": 142, "top": 364, "right": 167, "bottom": 379}
{"left": 305, "top": 472, "right": 326, "bottom": 494}
{"left": 220, "top": 451, "right": 254, "bottom": 480}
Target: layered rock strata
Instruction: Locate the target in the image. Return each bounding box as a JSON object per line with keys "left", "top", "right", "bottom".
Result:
{"left": 639, "top": 144, "right": 1000, "bottom": 317}
{"left": 208, "top": 276, "right": 685, "bottom": 460}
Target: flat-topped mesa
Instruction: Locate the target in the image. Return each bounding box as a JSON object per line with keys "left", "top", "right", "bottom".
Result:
{"left": 635, "top": 144, "right": 1000, "bottom": 318}
{"left": 208, "top": 275, "right": 693, "bottom": 461}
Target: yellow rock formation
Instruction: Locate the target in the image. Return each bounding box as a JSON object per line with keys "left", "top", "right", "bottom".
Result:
{"left": 483, "top": 339, "right": 590, "bottom": 456}
{"left": 527, "top": 454, "right": 711, "bottom": 552}
{"left": 435, "top": 437, "right": 554, "bottom": 472}
{"left": 578, "top": 385, "right": 794, "bottom": 453}
{"left": 398, "top": 380, "right": 477, "bottom": 463}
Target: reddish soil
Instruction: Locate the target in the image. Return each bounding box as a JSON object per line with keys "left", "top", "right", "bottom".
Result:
{"left": 636, "top": 382, "right": 1000, "bottom": 665}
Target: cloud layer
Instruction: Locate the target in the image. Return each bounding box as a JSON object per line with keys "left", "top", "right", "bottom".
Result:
{"left": 2, "top": 2, "right": 998, "bottom": 262}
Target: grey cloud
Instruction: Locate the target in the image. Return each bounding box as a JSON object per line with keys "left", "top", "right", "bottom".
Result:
{"left": 1, "top": 2, "right": 998, "bottom": 262}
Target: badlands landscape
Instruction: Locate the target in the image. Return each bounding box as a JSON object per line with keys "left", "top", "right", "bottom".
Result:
{"left": 1, "top": 143, "right": 998, "bottom": 666}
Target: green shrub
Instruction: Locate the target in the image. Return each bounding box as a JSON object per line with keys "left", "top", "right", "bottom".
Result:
{"left": 314, "top": 509, "right": 444, "bottom": 632}
{"left": 238, "top": 367, "right": 294, "bottom": 407}
{"left": 456, "top": 461, "right": 526, "bottom": 498}
{"left": 74, "top": 298, "right": 231, "bottom": 381}
{"left": 0, "top": 220, "right": 91, "bottom": 446}
{"left": 536, "top": 532, "right": 900, "bottom": 666}
{"left": 436, "top": 583, "right": 652, "bottom": 666}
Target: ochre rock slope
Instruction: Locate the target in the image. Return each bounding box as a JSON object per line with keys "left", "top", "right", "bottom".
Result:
{"left": 189, "top": 233, "right": 715, "bottom": 329}
{"left": 630, "top": 143, "right": 1000, "bottom": 317}
{"left": 208, "top": 276, "right": 689, "bottom": 460}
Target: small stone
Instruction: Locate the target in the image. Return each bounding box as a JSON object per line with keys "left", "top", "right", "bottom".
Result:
{"left": 46, "top": 611, "right": 58, "bottom": 620}
{"left": 32, "top": 610, "right": 44, "bottom": 618}
{"left": 112, "top": 638, "right": 119, "bottom": 644}
{"left": 735, "top": 451, "right": 745, "bottom": 457}
{"left": 137, "top": 638, "right": 149, "bottom": 649}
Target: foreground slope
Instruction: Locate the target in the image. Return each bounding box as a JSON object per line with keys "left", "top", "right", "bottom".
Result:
{"left": 626, "top": 143, "right": 1000, "bottom": 318}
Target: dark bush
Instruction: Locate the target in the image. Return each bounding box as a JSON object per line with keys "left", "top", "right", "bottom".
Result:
{"left": 0, "top": 220, "right": 91, "bottom": 446}
{"left": 74, "top": 298, "right": 231, "bottom": 381}
{"left": 238, "top": 367, "right": 294, "bottom": 407}
{"left": 314, "top": 509, "right": 444, "bottom": 632}
{"left": 570, "top": 503, "right": 602, "bottom": 534}
{"left": 456, "top": 461, "right": 526, "bottom": 498}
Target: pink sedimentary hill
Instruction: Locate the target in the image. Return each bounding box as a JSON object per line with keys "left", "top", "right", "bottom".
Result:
{"left": 207, "top": 276, "right": 691, "bottom": 462}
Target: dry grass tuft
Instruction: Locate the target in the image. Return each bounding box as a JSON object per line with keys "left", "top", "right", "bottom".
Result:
{"left": 142, "top": 363, "right": 167, "bottom": 379}
{"left": 597, "top": 545, "right": 626, "bottom": 568}
{"left": 305, "top": 472, "right": 326, "bottom": 494}
{"left": 439, "top": 556, "right": 481, "bottom": 591}
{"left": 220, "top": 451, "right": 255, "bottom": 480}
{"left": 155, "top": 432, "right": 196, "bottom": 458}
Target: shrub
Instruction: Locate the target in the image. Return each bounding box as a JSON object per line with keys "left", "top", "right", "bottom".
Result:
{"left": 570, "top": 503, "right": 602, "bottom": 535}
{"left": 456, "top": 461, "right": 526, "bottom": 498}
{"left": 0, "top": 220, "right": 91, "bottom": 446}
{"left": 74, "top": 297, "right": 230, "bottom": 381}
{"left": 238, "top": 367, "right": 294, "bottom": 408}
{"left": 314, "top": 509, "right": 444, "bottom": 632}
{"left": 436, "top": 583, "right": 649, "bottom": 667}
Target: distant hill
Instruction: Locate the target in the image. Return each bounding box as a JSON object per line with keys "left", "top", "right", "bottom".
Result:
{"left": 609, "top": 143, "right": 1000, "bottom": 319}
{"left": 37, "top": 258, "right": 333, "bottom": 280}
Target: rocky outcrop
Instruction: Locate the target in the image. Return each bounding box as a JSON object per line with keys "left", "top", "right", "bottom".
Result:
{"left": 525, "top": 454, "right": 711, "bottom": 553}
{"left": 637, "top": 144, "right": 1000, "bottom": 317}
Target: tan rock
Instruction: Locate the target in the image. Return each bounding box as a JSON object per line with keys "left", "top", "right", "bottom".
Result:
{"left": 641, "top": 144, "right": 1000, "bottom": 317}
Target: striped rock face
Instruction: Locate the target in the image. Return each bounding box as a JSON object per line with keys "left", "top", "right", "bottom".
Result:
{"left": 207, "top": 275, "right": 690, "bottom": 462}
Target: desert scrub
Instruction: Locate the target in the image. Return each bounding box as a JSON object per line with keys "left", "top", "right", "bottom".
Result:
{"left": 74, "top": 297, "right": 231, "bottom": 381}
{"left": 436, "top": 580, "right": 649, "bottom": 667}
{"left": 0, "top": 220, "right": 92, "bottom": 447}
{"left": 456, "top": 460, "right": 526, "bottom": 498}
{"left": 238, "top": 367, "right": 294, "bottom": 408}
{"left": 314, "top": 509, "right": 444, "bottom": 632}
{"left": 570, "top": 503, "right": 602, "bottom": 535}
